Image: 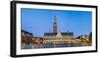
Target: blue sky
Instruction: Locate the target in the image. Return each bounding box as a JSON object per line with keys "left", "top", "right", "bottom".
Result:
{"left": 21, "top": 8, "right": 92, "bottom": 37}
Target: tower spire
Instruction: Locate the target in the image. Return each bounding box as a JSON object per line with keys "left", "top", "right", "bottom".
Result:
{"left": 53, "top": 16, "right": 57, "bottom": 33}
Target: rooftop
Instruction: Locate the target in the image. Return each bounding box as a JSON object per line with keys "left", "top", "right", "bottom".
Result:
{"left": 44, "top": 32, "right": 73, "bottom": 36}
{"left": 21, "top": 30, "right": 33, "bottom": 36}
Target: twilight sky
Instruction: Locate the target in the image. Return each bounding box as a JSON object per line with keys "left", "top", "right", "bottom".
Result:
{"left": 21, "top": 8, "right": 92, "bottom": 37}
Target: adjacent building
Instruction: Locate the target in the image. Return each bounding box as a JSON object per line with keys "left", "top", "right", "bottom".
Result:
{"left": 21, "top": 30, "right": 33, "bottom": 49}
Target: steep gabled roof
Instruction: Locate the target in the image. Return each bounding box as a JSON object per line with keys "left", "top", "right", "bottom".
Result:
{"left": 44, "top": 32, "right": 57, "bottom": 36}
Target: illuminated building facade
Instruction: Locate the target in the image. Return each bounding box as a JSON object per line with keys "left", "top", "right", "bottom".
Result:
{"left": 43, "top": 16, "right": 74, "bottom": 44}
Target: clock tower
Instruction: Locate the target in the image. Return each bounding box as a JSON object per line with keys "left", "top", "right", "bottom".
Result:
{"left": 53, "top": 16, "right": 57, "bottom": 33}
